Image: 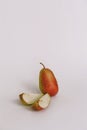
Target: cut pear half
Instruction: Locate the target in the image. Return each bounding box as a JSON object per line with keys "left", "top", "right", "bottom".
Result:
{"left": 33, "top": 93, "right": 51, "bottom": 110}
{"left": 19, "top": 93, "right": 43, "bottom": 105}
{"left": 39, "top": 93, "right": 51, "bottom": 108}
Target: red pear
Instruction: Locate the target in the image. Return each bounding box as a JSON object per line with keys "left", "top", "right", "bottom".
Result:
{"left": 39, "top": 63, "right": 59, "bottom": 96}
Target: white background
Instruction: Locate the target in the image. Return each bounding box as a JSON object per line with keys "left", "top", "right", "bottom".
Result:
{"left": 0, "top": 0, "right": 87, "bottom": 130}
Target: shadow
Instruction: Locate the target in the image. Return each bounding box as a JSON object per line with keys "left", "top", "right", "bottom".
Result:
{"left": 13, "top": 99, "right": 23, "bottom": 106}
{"left": 13, "top": 99, "right": 38, "bottom": 112}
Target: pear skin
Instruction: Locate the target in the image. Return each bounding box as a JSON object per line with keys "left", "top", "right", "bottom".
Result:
{"left": 39, "top": 63, "right": 59, "bottom": 96}
{"left": 32, "top": 93, "right": 51, "bottom": 111}
{"left": 33, "top": 101, "right": 43, "bottom": 111}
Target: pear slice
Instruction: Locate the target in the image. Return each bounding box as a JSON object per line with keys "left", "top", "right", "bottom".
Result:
{"left": 33, "top": 93, "right": 51, "bottom": 110}
{"left": 19, "top": 93, "right": 43, "bottom": 105}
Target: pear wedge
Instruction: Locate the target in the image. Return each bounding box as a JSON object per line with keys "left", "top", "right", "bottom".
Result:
{"left": 19, "top": 93, "right": 43, "bottom": 105}
{"left": 33, "top": 93, "right": 51, "bottom": 110}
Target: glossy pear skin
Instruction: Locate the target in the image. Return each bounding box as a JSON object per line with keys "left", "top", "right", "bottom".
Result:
{"left": 39, "top": 64, "right": 59, "bottom": 96}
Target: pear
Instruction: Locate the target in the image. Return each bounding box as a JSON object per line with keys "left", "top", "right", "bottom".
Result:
{"left": 19, "top": 93, "right": 43, "bottom": 105}
{"left": 33, "top": 93, "right": 51, "bottom": 110}
{"left": 39, "top": 63, "right": 59, "bottom": 96}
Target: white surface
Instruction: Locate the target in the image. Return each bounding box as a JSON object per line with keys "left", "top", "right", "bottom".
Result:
{"left": 0, "top": 0, "right": 87, "bottom": 130}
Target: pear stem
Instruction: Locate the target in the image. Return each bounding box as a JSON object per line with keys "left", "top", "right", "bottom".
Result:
{"left": 40, "top": 62, "right": 45, "bottom": 68}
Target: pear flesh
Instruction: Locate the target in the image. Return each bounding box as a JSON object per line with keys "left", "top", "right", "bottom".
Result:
{"left": 19, "top": 93, "right": 43, "bottom": 105}
{"left": 39, "top": 93, "right": 51, "bottom": 108}
{"left": 33, "top": 93, "right": 51, "bottom": 110}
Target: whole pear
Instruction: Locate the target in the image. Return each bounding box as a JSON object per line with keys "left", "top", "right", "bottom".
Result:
{"left": 39, "top": 63, "right": 59, "bottom": 96}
